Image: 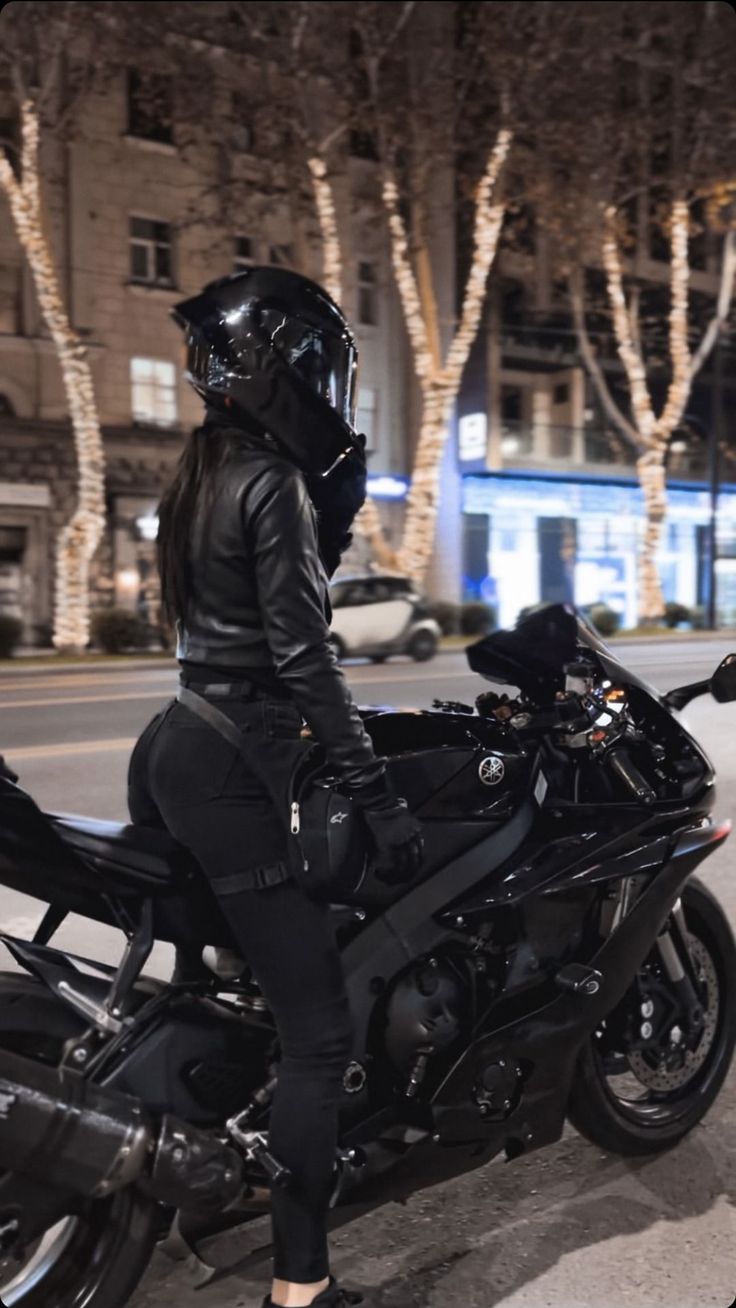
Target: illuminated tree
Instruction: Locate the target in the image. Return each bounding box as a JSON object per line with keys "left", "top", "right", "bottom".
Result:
{"left": 0, "top": 2, "right": 110, "bottom": 651}
{"left": 534, "top": 1, "right": 736, "bottom": 622}
{"left": 351, "top": 1, "right": 556, "bottom": 584}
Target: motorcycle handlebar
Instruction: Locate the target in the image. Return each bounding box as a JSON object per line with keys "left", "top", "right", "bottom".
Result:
{"left": 605, "top": 746, "right": 657, "bottom": 805}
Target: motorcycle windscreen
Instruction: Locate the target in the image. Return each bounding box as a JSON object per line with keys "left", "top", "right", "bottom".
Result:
{"left": 467, "top": 603, "right": 663, "bottom": 704}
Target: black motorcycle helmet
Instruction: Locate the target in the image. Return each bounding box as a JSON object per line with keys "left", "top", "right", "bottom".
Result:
{"left": 172, "top": 267, "right": 363, "bottom": 479}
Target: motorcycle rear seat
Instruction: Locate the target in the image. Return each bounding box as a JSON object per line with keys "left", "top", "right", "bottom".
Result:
{"left": 49, "top": 813, "right": 188, "bottom": 886}
{"left": 48, "top": 815, "right": 368, "bottom": 916}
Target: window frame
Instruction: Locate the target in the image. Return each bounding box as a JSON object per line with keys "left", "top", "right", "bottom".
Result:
{"left": 357, "top": 259, "right": 378, "bottom": 326}
{"left": 129, "top": 216, "right": 174, "bottom": 287}
{"left": 233, "top": 235, "right": 255, "bottom": 273}
{"left": 127, "top": 69, "right": 174, "bottom": 145}
{"left": 355, "top": 384, "right": 378, "bottom": 451}
{"left": 130, "top": 356, "right": 178, "bottom": 428}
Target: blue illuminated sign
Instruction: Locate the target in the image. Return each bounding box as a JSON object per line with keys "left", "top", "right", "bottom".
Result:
{"left": 367, "top": 475, "right": 409, "bottom": 500}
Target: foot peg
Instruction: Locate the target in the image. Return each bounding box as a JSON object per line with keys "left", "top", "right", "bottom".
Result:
{"left": 555, "top": 963, "right": 602, "bottom": 996}
{"left": 226, "top": 1123, "right": 292, "bottom": 1190}
{"left": 251, "top": 1138, "right": 292, "bottom": 1189}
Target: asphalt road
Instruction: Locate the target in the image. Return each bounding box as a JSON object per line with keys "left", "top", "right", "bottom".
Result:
{"left": 1, "top": 641, "right": 735, "bottom": 1308}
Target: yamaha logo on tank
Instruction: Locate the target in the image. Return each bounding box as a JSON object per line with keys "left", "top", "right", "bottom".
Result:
{"left": 479, "top": 755, "right": 505, "bottom": 786}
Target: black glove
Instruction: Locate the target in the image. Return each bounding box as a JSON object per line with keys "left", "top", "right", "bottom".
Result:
{"left": 360, "top": 796, "right": 424, "bottom": 884}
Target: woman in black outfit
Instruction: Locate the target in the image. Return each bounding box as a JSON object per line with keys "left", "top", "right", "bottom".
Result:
{"left": 127, "top": 268, "right": 423, "bottom": 1308}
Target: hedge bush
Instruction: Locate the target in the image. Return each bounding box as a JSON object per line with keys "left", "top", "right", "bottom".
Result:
{"left": 459, "top": 601, "right": 496, "bottom": 636}
{"left": 589, "top": 603, "right": 621, "bottom": 637}
{"left": 91, "top": 608, "right": 148, "bottom": 654}
{"left": 427, "top": 600, "right": 460, "bottom": 636}
{"left": 664, "top": 601, "right": 692, "bottom": 629}
{"left": 0, "top": 615, "right": 23, "bottom": 658}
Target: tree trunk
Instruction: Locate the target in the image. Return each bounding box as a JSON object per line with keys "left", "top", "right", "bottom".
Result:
{"left": 0, "top": 101, "right": 105, "bottom": 653}
{"left": 353, "top": 497, "right": 399, "bottom": 570}
{"left": 636, "top": 449, "right": 667, "bottom": 623}
{"left": 396, "top": 383, "right": 456, "bottom": 584}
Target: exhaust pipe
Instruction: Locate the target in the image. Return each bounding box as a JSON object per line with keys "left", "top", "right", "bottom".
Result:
{"left": 0, "top": 1047, "right": 245, "bottom": 1213}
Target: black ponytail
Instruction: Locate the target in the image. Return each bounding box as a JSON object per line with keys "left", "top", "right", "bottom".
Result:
{"left": 157, "top": 423, "right": 229, "bottom": 626}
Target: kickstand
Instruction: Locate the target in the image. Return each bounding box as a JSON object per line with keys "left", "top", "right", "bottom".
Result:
{"left": 157, "top": 1212, "right": 217, "bottom": 1289}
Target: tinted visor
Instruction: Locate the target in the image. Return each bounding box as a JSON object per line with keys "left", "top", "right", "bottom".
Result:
{"left": 259, "top": 307, "right": 358, "bottom": 425}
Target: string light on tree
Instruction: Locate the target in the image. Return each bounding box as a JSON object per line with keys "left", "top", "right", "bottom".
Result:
{"left": 575, "top": 195, "right": 735, "bottom": 622}
{"left": 0, "top": 100, "right": 105, "bottom": 651}
{"left": 307, "top": 155, "right": 342, "bottom": 304}
{"left": 377, "top": 128, "right": 513, "bottom": 584}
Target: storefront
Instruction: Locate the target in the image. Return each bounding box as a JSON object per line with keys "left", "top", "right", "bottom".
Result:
{"left": 0, "top": 481, "right": 52, "bottom": 643}
{"left": 461, "top": 472, "right": 736, "bottom": 630}
{"left": 112, "top": 495, "right": 162, "bottom": 626}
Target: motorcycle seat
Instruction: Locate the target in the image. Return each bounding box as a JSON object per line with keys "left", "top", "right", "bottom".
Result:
{"left": 49, "top": 813, "right": 188, "bottom": 888}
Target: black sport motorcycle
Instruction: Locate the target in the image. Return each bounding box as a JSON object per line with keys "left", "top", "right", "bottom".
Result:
{"left": 0, "top": 604, "right": 734, "bottom": 1308}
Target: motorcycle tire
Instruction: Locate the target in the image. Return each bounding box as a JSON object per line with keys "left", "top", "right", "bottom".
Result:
{"left": 567, "top": 876, "right": 736, "bottom": 1156}
{"left": 0, "top": 972, "right": 161, "bottom": 1308}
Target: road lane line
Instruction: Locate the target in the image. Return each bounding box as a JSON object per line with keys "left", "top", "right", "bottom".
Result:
{"left": 0, "top": 672, "right": 175, "bottom": 693}
{"left": 6, "top": 738, "right": 137, "bottom": 761}
{"left": 0, "top": 691, "right": 170, "bottom": 711}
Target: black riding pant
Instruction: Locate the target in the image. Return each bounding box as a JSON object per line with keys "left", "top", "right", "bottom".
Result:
{"left": 127, "top": 697, "right": 353, "bottom": 1284}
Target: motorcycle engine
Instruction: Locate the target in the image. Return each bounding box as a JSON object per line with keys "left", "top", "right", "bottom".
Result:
{"left": 383, "top": 957, "right": 464, "bottom": 1075}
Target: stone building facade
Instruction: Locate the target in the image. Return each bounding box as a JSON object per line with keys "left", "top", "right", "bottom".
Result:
{"left": 0, "top": 24, "right": 430, "bottom": 643}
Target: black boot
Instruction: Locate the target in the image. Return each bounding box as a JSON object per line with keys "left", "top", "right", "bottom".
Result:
{"left": 262, "top": 1276, "right": 363, "bottom": 1307}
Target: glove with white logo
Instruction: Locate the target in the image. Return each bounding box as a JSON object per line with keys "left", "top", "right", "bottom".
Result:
{"left": 361, "top": 797, "right": 424, "bottom": 884}
{"left": 346, "top": 772, "right": 423, "bottom": 883}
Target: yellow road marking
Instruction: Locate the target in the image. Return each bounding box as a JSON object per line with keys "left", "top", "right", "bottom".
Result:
{"left": 6, "top": 738, "right": 137, "bottom": 761}
{"left": 0, "top": 691, "right": 170, "bottom": 711}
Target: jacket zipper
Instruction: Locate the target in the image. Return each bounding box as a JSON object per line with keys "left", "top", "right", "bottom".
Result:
{"left": 290, "top": 802, "right": 301, "bottom": 835}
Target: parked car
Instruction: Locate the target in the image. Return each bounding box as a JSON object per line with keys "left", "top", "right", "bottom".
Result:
{"left": 329, "top": 573, "right": 440, "bottom": 662}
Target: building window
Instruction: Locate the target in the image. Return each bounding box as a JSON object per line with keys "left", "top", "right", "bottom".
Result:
{"left": 356, "top": 386, "right": 378, "bottom": 451}
{"left": 689, "top": 198, "right": 708, "bottom": 273}
{"left": 269, "top": 243, "right": 294, "bottom": 268}
{"left": 348, "top": 29, "right": 378, "bottom": 160}
{"left": 233, "top": 236, "right": 254, "bottom": 272}
{"left": 129, "top": 217, "right": 173, "bottom": 286}
{"left": 357, "top": 261, "right": 377, "bottom": 325}
{"left": 127, "top": 69, "right": 173, "bottom": 145}
{"left": 501, "top": 385, "right": 522, "bottom": 422}
{"left": 553, "top": 383, "right": 569, "bottom": 405}
{"left": 130, "top": 358, "right": 177, "bottom": 427}
{"left": 0, "top": 263, "right": 21, "bottom": 334}
{"left": 231, "top": 95, "right": 254, "bottom": 152}
{"left": 0, "top": 115, "right": 20, "bottom": 181}
{"left": 349, "top": 128, "right": 378, "bottom": 161}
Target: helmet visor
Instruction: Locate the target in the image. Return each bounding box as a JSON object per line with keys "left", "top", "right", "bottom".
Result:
{"left": 258, "top": 307, "right": 358, "bottom": 426}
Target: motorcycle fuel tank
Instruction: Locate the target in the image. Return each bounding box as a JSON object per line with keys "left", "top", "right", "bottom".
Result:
{"left": 363, "top": 708, "right": 534, "bottom": 823}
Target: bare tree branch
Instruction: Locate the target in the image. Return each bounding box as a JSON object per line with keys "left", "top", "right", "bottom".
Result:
{"left": 569, "top": 267, "right": 642, "bottom": 453}
{"left": 689, "top": 228, "right": 736, "bottom": 379}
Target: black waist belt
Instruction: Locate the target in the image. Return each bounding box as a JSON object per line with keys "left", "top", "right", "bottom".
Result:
{"left": 179, "top": 676, "right": 278, "bottom": 702}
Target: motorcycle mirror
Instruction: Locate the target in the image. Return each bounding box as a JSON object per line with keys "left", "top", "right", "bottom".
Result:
{"left": 711, "top": 653, "right": 736, "bottom": 703}
{"left": 663, "top": 678, "right": 711, "bottom": 711}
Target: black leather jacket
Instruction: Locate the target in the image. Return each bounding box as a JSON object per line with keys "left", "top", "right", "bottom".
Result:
{"left": 176, "top": 426, "right": 386, "bottom": 792}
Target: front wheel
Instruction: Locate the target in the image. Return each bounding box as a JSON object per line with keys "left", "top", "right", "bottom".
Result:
{"left": 567, "top": 877, "right": 736, "bottom": 1156}
{"left": 0, "top": 974, "right": 160, "bottom": 1307}
{"left": 407, "top": 628, "right": 438, "bottom": 662}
